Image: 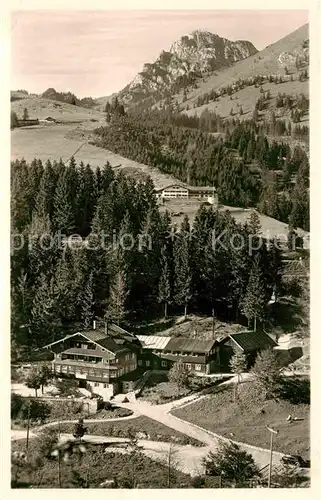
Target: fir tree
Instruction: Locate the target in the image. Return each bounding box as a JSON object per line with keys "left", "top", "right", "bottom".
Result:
{"left": 26, "top": 368, "right": 41, "bottom": 397}
{"left": 73, "top": 418, "right": 87, "bottom": 440}
{"left": 35, "top": 160, "right": 57, "bottom": 220}
{"left": 251, "top": 348, "right": 281, "bottom": 400}
{"left": 11, "top": 111, "right": 19, "bottom": 129}
{"left": 22, "top": 108, "right": 29, "bottom": 120}
{"left": 158, "top": 245, "right": 172, "bottom": 319}
{"left": 174, "top": 216, "right": 192, "bottom": 318}
{"left": 54, "top": 248, "right": 77, "bottom": 322}
{"left": 53, "top": 167, "right": 76, "bottom": 234}
{"left": 76, "top": 163, "right": 95, "bottom": 235}
{"left": 81, "top": 272, "right": 95, "bottom": 328}
{"left": 106, "top": 269, "right": 128, "bottom": 325}
{"left": 229, "top": 352, "right": 247, "bottom": 401}
{"left": 30, "top": 274, "right": 61, "bottom": 345}
{"left": 247, "top": 211, "right": 261, "bottom": 236}
{"left": 240, "top": 255, "right": 267, "bottom": 331}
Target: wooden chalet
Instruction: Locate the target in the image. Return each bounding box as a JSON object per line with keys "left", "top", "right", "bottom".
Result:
{"left": 42, "top": 323, "right": 142, "bottom": 400}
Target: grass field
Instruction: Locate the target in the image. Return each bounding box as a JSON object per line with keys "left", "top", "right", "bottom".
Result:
{"left": 11, "top": 121, "right": 180, "bottom": 190}
{"left": 159, "top": 199, "right": 308, "bottom": 243}
{"left": 172, "top": 382, "right": 310, "bottom": 458}
{"left": 11, "top": 96, "right": 104, "bottom": 122}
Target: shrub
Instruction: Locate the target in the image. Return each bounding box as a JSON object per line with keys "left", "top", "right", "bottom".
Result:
{"left": 11, "top": 394, "right": 51, "bottom": 423}
{"left": 203, "top": 441, "right": 261, "bottom": 486}
{"left": 54, "top": 378, "right": 79, "bottom": 396}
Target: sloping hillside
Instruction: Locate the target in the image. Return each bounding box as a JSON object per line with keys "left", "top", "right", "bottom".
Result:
{"left": 11, "top": 96, "right": 104, "bottom": 123}
{"left": 176, "top": 24, "right": 308, "bottom": 109}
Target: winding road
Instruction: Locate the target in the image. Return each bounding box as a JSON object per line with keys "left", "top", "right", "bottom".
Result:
{"left": 11, "top": 380, "right": 284, "bottom": 476}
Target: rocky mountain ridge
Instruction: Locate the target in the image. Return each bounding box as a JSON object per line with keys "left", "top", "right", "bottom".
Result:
{"left": 120, "top": 30, "right": 257, "bottom": 104}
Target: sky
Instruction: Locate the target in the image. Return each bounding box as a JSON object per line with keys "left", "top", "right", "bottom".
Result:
{"left": 11, "top": 10, "right": 308, "bottom": 98}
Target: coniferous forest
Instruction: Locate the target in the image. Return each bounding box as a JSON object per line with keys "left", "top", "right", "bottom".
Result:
{"left": 11, "top": 157, "right": 285, "bottom": 349}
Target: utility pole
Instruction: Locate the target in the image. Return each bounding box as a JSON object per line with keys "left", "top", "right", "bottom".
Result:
{"left": 267, "top": 425, "right": 278, "bottom": 488}
{"left": 26, "top": 398, "right": 31, "bottom": 454}
{"left": 167, "top": 443, "right": 172, "bottom": 488}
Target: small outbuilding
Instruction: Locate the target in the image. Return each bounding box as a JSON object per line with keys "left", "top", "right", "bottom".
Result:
{"left": 218, "top": 330, "right": 277, "bottom": 369}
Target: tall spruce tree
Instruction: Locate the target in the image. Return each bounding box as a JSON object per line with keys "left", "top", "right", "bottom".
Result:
{"left": 106, "top": 269, "right": 128, "bottom": 326}
{"left": 158, "top": 245, "right": 172, "bottom": 320}
{"left": 53, "top": 167, "right": 76, "bottom": 234}
{"left": 54, "top": 248, "right": 77, "bottom": 323}
{"left": 34, "top": 160, "right": 57, "bottom": 220}
{"left": 81, "top": 271, "right": 95, "bottom": 328}
{"left": 174, "top": 216, "right": 192, "bottom": 318}
{"left": 240, "top": 255, "right": 267, "bottom": 331}
{"left": 76, "top": 163, "right": 95, "bottom": 236}
{"left": 30, "top": 274, "right": 61, "bottom": 345}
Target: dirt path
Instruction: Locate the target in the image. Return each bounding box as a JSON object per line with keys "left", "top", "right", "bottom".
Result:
{"left": 11, "top": 378, "right": 284, "bottom": 473}
{"left": 114, "top": 386, "right": 284, "bottom": 470}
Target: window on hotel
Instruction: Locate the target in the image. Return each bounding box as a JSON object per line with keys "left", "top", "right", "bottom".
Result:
{"left": 185, "top": 363, "right": 192, "bottom": 370}
{"left": 103, "top": 384, "right": 108, "bottom": 388}
{"left": 131, "top": 353, "right": 135, "bottom": 359}
{"left": 81, "top": 344, "right": 88, "bottom": 349}
{"left": 94, "top": 382, "right": 99, "bottom": 387}
{"left": 138, "top": 360, "right": 142, "bottom": 366}
{"left": 195, "top": 364, "right": 202, "bottom": 371}
{"left": 161, "top": 361, "right": 167, "bottom": 367}
{"left": 146, "top": 360, "right": 151, "bottom": 367}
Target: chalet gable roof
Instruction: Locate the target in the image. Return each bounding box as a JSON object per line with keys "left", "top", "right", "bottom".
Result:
{"left": 41, "top": 324, "right": 141, "bottom": 355}
{"left": 164, "top": 337, "right": 216, "bottom": 354}
{"left": 155, "top": 183, "right": 189, "bottom": 192}
{"left": 226, "top": 330, "right": 277, "bottom": 352}
{"left": 155, "top": 184, "right": 216, "bottom": 193}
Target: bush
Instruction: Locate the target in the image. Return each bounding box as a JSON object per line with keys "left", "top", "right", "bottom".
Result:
{"left": 11, "top": 394, "right": 51, "bottom": 423}
{"left": 203, "top": 441, "right": 260, "bottom": 486}
{"left": 54, "top": 378, "right": 79, "bottom": 396}
{"left": 191, "top": 475, "right": 206, "bottom": 488}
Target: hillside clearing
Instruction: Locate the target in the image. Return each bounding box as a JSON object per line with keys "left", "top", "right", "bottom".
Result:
{"left": 11, "top": 96, "right": 104, "bottom": 122}
{"left": 159, "top": 200, "right": 308, "bottom": 244}
{"left": 185, "top": 79, "right": 308, "bottom": 125}
{"left": 11, "top": 122, "right": 182, "bottom": 189}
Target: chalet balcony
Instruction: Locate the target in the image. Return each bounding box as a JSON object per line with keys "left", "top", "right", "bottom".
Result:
{"left": 52, "top": 358, "right": 119, "bottom": 380}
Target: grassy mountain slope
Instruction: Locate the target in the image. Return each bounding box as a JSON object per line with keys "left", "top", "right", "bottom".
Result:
{"left": 11, "top": 96, "right": 104, "bottom": 122}
{"left": 176, "top": 24, "right": 308, "bottom": 108}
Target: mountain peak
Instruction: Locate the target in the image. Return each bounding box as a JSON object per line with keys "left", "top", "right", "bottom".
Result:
{"left": 121, "top": 31, "right": 257, "bottom": 105}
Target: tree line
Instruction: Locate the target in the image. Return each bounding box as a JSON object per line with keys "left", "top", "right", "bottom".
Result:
{"left": 94, "top": 109, "right": 309, "bottom": 230}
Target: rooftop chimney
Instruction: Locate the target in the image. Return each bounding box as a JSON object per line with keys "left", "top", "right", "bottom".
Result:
{"left": 93, "top": 320, "right": 96, "bottom": 330}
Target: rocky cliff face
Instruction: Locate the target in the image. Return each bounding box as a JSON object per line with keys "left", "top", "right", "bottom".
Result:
{"left": 120, "top": 30, "right": 257, "bottom": 104}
